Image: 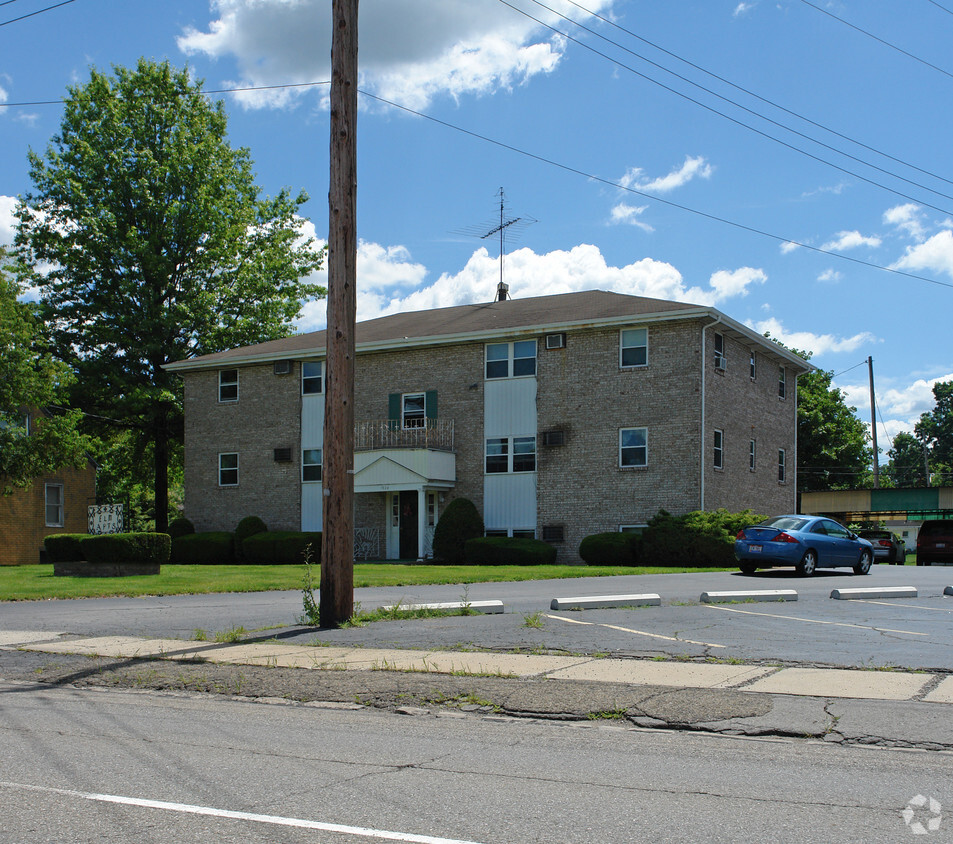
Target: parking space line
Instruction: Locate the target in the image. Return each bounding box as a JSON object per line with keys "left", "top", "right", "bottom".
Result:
{"left": 850, "top": 600, "right": 953, "bottom": 613}
{"left": 704, "top": 604, "right": 927, "bottom": 636}
{"left": 546, "top": 614, "right": 726, "bottom": 648}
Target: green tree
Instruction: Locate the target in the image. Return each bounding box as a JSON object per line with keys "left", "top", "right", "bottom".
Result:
{"left": 0, "top": 250, "right": 90, "bottom": 491}
{"left": 15, "top": 59, "right": 325, "bottom": 530}
{"left": 885, "top": 430, "right": 928, "bottom": 487}
{"left": 912, "top": 381, "right": 953, "bottom": 485}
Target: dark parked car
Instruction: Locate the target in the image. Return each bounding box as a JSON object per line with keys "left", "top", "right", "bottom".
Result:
{"left": 857, "top": 529, "right": 905, "bottom": 564}
{"left": 916, "top": 520, "right": 953, "bottom": 566}
{"left": 735, "top": 514, "right": 873, "bottom": 577}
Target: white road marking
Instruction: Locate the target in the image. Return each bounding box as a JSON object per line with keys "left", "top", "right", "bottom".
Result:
{"left": 545, "top": 613, "right": 726, "bottom": 648}
{"left": 0, "top": 781, "right": 486, "bottom": 844}
{"left": 851, "top": 600, "right": 953, "bottom": 613}
{"left": 703, "top": 604, "right": 927, "bottom": 636}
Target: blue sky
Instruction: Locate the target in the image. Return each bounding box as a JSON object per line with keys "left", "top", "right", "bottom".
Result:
{"left": 2, "top": 0, "right": 953, "bottom": 465}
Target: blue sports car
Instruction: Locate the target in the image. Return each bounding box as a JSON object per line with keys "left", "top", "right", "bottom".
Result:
{"left": 735, "top": 514, "right": 874, "bottom": 577}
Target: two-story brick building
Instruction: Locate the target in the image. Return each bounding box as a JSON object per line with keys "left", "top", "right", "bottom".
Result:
{"left": 167, "top": 290, "right": 811, "bottom": 561}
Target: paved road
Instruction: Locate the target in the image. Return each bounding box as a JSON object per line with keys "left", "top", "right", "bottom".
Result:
{"left": 4, "top": 566, "right": 952, "bottom": 670}
{"left": 2, "top": 682, "right": 950, "bottom": 843}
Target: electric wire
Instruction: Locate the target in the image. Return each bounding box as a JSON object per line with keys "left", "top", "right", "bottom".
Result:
{"left": 499, "top": 0, "right": 953, "bottom": 217}
{"left": 925, "top": 0, "right": 953, "bottom": 17}
{"left": 554, "top": 0, "right": 953, "bottom": 190}
{"left": 0, "top": 0, "right": 75, "bottom": 28}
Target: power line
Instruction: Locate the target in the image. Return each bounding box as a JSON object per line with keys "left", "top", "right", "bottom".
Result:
{"left": 925, "top": 0, "right": 953, "bottom": 17}
{"left": 0, "top": 0, "right": 75, "bottom": 28}
{"left": 500, "top": 0, "right": 953, "bottom": 216}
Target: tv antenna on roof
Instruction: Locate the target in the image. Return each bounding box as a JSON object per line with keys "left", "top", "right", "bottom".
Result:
{"left": 454, "top": 188, "right": 536, "bottom": 302}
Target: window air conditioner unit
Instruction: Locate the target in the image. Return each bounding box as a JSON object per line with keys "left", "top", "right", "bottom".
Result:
{"left": 714, "top": 357, "right": 727, "bottom": 372}
{"left": 542, "top": 430, "right": 566, "bottom": 447}
{"left": 273, "top": 447, "right": 292, "bottom": 463}
{"left": 542, "top": 525, "right": 566, "bottom": 543}
{"left": 273, "top": 360, "right": 293, "bottom": 375}
{"left": 545, "top": 333, "right": 566, "bottom": 350}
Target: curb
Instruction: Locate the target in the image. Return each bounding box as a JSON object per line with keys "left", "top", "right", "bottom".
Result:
{"left": 700, "top": 589, "right": 798, "bottom": 603}
{"left": 830, "top": 586, "right": 918, "bottom": 600}
{"left": 550, "top": 593, "right": 661, "bottom": 610}
{"left": 381, "top": 600, "right": 504, "bottom": 614}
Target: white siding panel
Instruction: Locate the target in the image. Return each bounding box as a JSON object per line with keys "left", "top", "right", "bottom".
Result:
{"left": 484, "top": 379, "right": 536, "bottom": 437}
{"left": 484, "top": 473, "right": 537, "bottom": 530}
{"left": 301, "top": 483, "right": 323, "bottom": 531}
{"left": 301, "top": 394, "right": 324, "bottom": 446}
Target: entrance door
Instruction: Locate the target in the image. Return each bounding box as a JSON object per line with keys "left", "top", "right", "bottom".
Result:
{"left": 398, "top": 490, "right": 419, "bottom": 560}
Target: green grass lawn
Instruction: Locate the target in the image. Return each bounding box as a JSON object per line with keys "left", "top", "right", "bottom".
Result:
{"left": 0, "top": 562, "right": 731, "bottom": 602}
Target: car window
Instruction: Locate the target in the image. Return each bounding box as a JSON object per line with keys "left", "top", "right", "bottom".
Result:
{"left": 809, "top": 523, "right": 828, "bottom": 535}
{"left": 760, "top": 517, "right": 809, "bottom": 531}
{"left": 823, "top": 520, "right": 849, "bottom": 539}
{"left": 920, "top": 521, "right": 953, "bottom": 537}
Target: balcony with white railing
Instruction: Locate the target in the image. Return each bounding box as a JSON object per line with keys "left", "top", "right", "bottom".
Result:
{"left": 354, "top": 418, "right": 454, "bottom": 453}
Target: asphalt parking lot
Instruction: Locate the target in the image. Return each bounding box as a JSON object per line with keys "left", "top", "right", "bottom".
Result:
{"left": 3, "top": 565, "right": 951, "bottom": 671}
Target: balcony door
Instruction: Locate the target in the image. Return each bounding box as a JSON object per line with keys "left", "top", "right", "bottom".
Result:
{"left": 398, "top": 490, "right": 419, "bottom": 560}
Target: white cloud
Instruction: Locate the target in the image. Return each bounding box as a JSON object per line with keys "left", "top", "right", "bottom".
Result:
{"left": 178, "top": 0, "right": 613, "bottom": 110}
{"left": 817, "top": 268, "right": 841, "bottom": 283}
{"left": 779, "top": 241, "right": 800, "bottom": 254}
{"left": 0, "top": 195, "right": 17, "bottom": 247}
{"left": 883, "top": 203, "right": 927, "bottom": 241}
{"left": 838, "top": 373, "right": 953, "bottom": 439}
{"left": 748, "top": 317, "right": 875, "bottom": 357}
{"left": 296, "top": 240, "right": 766, "bottom": 331}
{"left": 820, "top": 230, "right": 881, "bottom": 252}
{"left": 733, "top": 2, "right": 756, "bottom": 16}
{"left": 891, "top": 229, "right": 953, "bottom": 279}
{"left": 609, "top": 202, "right": 653, "bottom": 232}
{"left": 619, "top": 156, "right": 713, "bottom": 194}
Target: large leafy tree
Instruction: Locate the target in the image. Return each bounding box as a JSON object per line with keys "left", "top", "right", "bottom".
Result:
{"left": 0, "top": 250, "right": 89, "bottom": 491}
{"left": 885, "top": 431, "right": 929, "bottom": 487}
{"left": 15, "top": 60, "right": 325, "bottom": 530}
{"left": 910, "top": 381, "right": 953, "bottom": 485}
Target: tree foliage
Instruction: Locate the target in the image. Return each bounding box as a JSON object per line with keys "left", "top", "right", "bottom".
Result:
{"left": 15, "top": 59, "right": 325, "bottom": 528}
{"left": 886, "top": 381, "right": 953, "bottom": 486}
{"left": 0, "top": 250, "right": 89, "bottom": 491}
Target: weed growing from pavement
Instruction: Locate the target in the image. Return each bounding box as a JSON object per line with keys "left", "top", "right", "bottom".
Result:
{"left": 587, "top": 708, "right": 628, "bottom": 721}
{"left": 213, "top": 626, "right": 247, "bottom": 643}
{"left": 192, "top": 628, "right": 208, "bottom": 641}
{"left": 301, "top": 544, "right": 320, "bottom": 626}
{"left": 522, "top": 611, "right": 545, "bottom": 629}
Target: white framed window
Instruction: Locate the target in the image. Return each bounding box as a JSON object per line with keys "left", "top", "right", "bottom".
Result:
{"left": 485, "top": 436, "right": 536, "bottom": 473}
{"left": 713, "top": 429, "right": 724, "bottom": 469}
{"left": 485, "top": 340, "right": 537, "bottom": 379}
{"left": 302, "top": 448, "right": 322, "bottom": 482}
{"left": 620, "top": 328, "right": 648, "bottom": 368}
{"left": 620, "top": 427, "right": 648, "bottom": 468}
{"left": 219, "top": 452, "right": 239, "bottom": 486}
{"left": 44, "top": 483, "right": 64, "bottom": 527}
{"left": 486, "top": 528, "right": 535, "bottom": 538}
{"left": 620, "top": 524, "right": 647, "bottom": 534}
{"left": 427, "top": 493, "right": 437, "bottom": 527}
{"left": 714, "top": 333, "right": 726, "bottom": 370}
{"left": 302, "top": 361, "right": 323, "bottom": 395}
{"left": 749, "top": 351, "right": 756, "bottom": 380}
{"left": 219, "top": 369, "right": 238, "bottom": 402}
{"left": 778, "top": 449, "right": 786, "bottom": 483}
{"left": 749, "top": 439, "right": 756, "bottom": 472}
{"left": 402, "top": 393, "right": 426, "bottom": 429}
{"left": 778, "top": 366, "right": 787, "bottom": 400}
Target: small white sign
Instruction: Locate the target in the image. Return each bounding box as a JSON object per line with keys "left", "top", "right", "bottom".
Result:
{"left": 88, "top": 503, "right": 124, "bottom": 535}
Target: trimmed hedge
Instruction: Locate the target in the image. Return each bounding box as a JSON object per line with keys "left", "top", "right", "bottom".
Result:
{"left": 234, "top": 516, "right": 268, "bottom": 562}
{"left": 44, "top": 533, "right": 89, "bottom": 563}
{"left": 639, "top": 508, "right": 765, "bottom": 567}
{"left": 432, "top": 498, "right": 484, "bottom": 563}
{"left": 79, "top": 532, "right": 171, "bottom": 565}
{"left": 463, "top": 536, "right": 558, "bottom": 566}
{"left": 242, "top": 531, "right": 322, "bottom": 564}
{"left": 167, "top": 517, "right": 196, "bottom": 540}
{"left": 578, "top": 532, "right": 639, "bottom": 566}
{"left": 171, "top": 531, "right": 235, "bottom": 564}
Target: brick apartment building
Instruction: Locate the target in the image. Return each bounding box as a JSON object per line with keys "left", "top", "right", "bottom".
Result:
{"left": 167, "top": 290, "right": 811, "bottom": 561}
{"left": 0, "top": 408, "right": 97, "bottom": 565}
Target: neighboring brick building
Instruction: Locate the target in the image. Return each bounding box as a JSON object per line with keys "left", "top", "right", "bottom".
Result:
{"left": 167, "top": 290, "right": 811, "bottom": 561}
{"left": 0, "top": 408, "right": 97, "bottom": 565}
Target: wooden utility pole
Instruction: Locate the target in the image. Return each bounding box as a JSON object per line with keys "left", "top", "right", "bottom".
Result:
{"left": 321, "top": 0, "right": 358, "bottom": 627}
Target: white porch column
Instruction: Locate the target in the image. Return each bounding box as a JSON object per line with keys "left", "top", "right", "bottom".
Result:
{"left": 417, "top": 486, "right": 427, "bottom": 561}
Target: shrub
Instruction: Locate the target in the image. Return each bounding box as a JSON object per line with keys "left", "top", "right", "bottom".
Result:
{"left": 463, "top": 536, "right": 558, "bottom": 566}
{"left": 167, "top": 517, "right": 196, "bottom": 540}
{"left": 432, "top": 498, "right": 484, "bottom": 563}
{"left": 578, "top": 532, "right": 639, "bottom": 566}
{"left": 44, "top": 533, "right": 89, "bottom": 563}
{"left": 242, "top": 531, "right": 322, "bottom": 564}
{"left": 171, "top": 531, "right": 235, "bottom": 564}
{"left": 234, "top": 516, "right": 268, "bottom": 562}
{"left": 79, "top": 532, "right": 171, "bottom": 565}
{"left": 639, "top": 509, "right": 765, "bottom": 567}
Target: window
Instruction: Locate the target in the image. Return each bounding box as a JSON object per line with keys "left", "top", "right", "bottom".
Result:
{"left": 620, "top": 328, "right": 648, "bottom": 368}
{"left": 778, "top": 449, "right": 786, "bottom": 483}
{"left": 749, "top": 351, "right": 756, "bottom": 380}
{"left": 219, "top": 453, "right": 239, "bottom": 486}
{"left": 485, "top": 340, "right": 537, "bottom": 379}
{"left": 714, "top": 333, "right": 726, "bottom": 370}
{"left": 488, "top": 528, "right": 537, "bottom": 539}
{"left": 219, "top": 369, "right": 238, "bottom": 402}
{"left": 620, "top": 427, "right": 648, "bottom": 468}
{"left": 485, "top": 436, "right": 536, "bottom": 473}
{"left": 713, "top": 429, "right": 724, "bottom": 469}
{"left": 512, "top": 529, "right": 536, "bottom": 539}
{"left": 427, "top": 493, "right": 437, "bottom": 527}
{"left": 44, "top": 484, "right": 63, "bottom": 527}
{"left": 749, "top": 439, "right": 756, "bottom": 472}
{"left": 302, "top": 449, "right": 322, "bottom": 482}
{"left": 302, "top": 361, "right": 323, "bottom": 395}
{"left": 402, "top": 393, "right": 426, "bottom": 429}
{"left": 778, "top": 366, "right": 787, "bottom": 400}
{"left": 0, "top": 411, "right": 29, "bottom": 435}
{"left": 620, "top": 525, "right": 647, "bottom": 534}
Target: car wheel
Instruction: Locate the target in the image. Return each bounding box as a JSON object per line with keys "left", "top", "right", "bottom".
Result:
{"left": 796, "top": 549, "right": 817, "bottom": 577}
{"left": 739, "top": 562, "right": 757, "bottom": 575}
{"left": 853, "top": 550, "right": 872, "bottom": 575}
